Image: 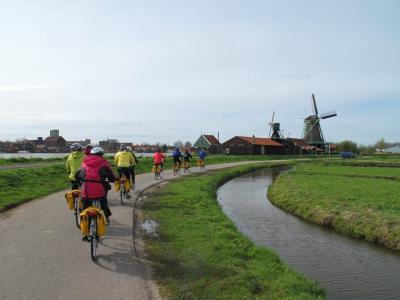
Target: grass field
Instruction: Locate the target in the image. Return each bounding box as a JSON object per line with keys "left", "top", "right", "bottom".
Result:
{"left": 0, "top": 165, "right": 69, "bottom": 211}
{"left": 268, "top": 160, "right": 400, "bottom": 250}
{"left": 142, "top": 163, "right": 325, "bottom": 300}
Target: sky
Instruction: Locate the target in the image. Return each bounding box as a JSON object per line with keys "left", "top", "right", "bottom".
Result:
{"left": 0, "top": 0, "right": 399, "bottom": 146}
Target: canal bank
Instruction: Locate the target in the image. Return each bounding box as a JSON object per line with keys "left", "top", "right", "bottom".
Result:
{"left": 217, "top": 168, "right": 400, "bottom": 300}
{"left": 141, "top": 163, "right": 325, "bottom": 299}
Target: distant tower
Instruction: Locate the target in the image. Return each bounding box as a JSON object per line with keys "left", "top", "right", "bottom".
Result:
{"left": 50, "top": 129, "right": 59, "bottom": 137}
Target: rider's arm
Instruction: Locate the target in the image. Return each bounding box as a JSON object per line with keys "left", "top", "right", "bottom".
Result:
{"left": 66, "top": 156, "right": 71, "bottom": 173}
{"left": 114, "top": 152, "right": 119, "bottom": 166}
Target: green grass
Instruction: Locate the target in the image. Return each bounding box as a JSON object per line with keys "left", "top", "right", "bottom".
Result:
{"left": 142, "top": 163, "right": 325, "bottom": 300}
{"left": 268, "top": 161, "right": 400, "bottom": 250}
{"left": 0, "top": 157, "right": 66, "bottom": 165}
{"left": 0, "top": 165, "right": 69, "bottom": 211}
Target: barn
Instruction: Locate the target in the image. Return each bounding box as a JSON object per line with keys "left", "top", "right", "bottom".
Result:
{"left": 222, "top": 136, "right": 283, "bottom": 155}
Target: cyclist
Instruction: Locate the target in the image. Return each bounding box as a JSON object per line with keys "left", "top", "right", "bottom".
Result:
{"left": 114, "top": 144, "right": 135, "bottom": 198}
{"left": 183, "top": 148, "right": 192, "bottom": 169}
{"left": 172, "top": 147, "right": 183, "bottom": 169}
{"left": 77, "top": 147, "right": 115, "bottom": 225}
{"left": 198, "top": 148, "right": 207, "bottom": 166}
{"left": 127, "top": 146, "right": 138, "bottom": 189}
{"left": 84, "top": 144, "right": 93, "bottom": 157}
{"left": 153, "top": 148, "right": 165, "bottom": 172}
{"left": 66, "top": 143, "right": 84, "bottom": 190}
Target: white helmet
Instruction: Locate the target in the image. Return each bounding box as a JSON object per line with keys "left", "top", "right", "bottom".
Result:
{"left": 91, "top": 147, "right": 105, "bottom": 155}
{"left": 70, "top": 143, "right": 82, "bottom": 151}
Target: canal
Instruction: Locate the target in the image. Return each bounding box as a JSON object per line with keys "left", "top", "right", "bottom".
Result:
{"left": 217, "top": 168, "right": 400, "bottom": 300}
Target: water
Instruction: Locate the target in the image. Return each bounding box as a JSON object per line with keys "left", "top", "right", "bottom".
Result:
{"left": 217, "top": 169, "right": 400, "bottom": 300}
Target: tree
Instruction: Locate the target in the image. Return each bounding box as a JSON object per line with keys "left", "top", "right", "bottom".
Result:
{"left": 375, "top": 137, "right": 387, "bottom": 149}
{"left": 184, "top": 141, "right": 192, "bottom": 148}
{"left": 336, "top": 140, "right": 358, "bottom": 153}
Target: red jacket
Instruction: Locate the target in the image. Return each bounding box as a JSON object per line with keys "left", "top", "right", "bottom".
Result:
{"left": 153, "top": 152, "right": 165, "bottom": 164}
{"left": 80, "top": 155, "right": 116, "bottom": 200}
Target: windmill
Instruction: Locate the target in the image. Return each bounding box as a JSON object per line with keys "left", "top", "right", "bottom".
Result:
{"left": 268, "top": 111, "right": 283, "bottom": 141}
{"left": 301, "top": 94, "right": 337, "bottom": 150}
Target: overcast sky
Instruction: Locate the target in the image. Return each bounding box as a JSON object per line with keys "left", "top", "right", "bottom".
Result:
{"left": 0, "top": 0, "right": 399, "bottom": 145}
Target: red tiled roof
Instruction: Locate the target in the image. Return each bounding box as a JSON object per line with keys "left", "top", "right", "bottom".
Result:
{"left": 289, "top": 138, "right": 309, "bottom": 148}
{"left": 44, "top": 136, "right": 66, "bottom": 142}
{"left": 204, "top": 135, "right": 220, "bottom": 145}
{"left": 237, "top": 136, "right": 282, "bottom": 147}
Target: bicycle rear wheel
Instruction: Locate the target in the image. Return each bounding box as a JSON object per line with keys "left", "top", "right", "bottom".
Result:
{"left": 120, "top": 186, "right": 125, "bottom": 205}
{"left": 90, "top": 216, "right": 98, "bottom": 261}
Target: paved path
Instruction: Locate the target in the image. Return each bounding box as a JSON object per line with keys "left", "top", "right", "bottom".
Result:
{"left": 0, "top": 161, "right": 265, "bottom": 300}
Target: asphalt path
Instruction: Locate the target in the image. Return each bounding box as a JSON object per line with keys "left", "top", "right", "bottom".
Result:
{"left": 0, "top": 161, "right": 265, "bottom": 300}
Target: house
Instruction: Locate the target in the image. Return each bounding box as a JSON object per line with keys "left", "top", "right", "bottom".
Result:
{"left": 384, "top": 145, "right": 400, "bottom": 154}
{"left": 222, "top": 136, "right": 283, "bottom": 155}
{"left": 44, "top": 136, "right": 67, "bottom": 152}
{"left": 193, "top": 134, "right": 221, "bottom": 154}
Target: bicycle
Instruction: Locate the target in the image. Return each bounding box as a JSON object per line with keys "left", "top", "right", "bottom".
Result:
{"left": 117, "top": 174, "right": 130, "bottom": 205}
{"left": 153, "top": 164, "right": 161, "bottom": 180}
{"left": 183, "top": 161, "right": 190, "bottom": 173}
{"left": 80, "top": 199, "right": 106, "bottom": 261}
{"left": 65, "top": 189, "right": 82, "bottom": 229}
{"left": 173, "top": 161, "right": 181, "bottom": 176}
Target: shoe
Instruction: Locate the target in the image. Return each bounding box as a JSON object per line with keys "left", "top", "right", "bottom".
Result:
{"left": 127, "top": 193, "right": 131, "bottom": 199}
{"left": 82, "top": 236, "right": 89, "bottom": 242}
{"left": 106, "top": 217, "right": 110, "bottom": 225}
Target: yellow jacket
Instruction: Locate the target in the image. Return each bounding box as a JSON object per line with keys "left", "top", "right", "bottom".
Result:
{"left": 114, "top": 151, "right": 135, "bottom": 167}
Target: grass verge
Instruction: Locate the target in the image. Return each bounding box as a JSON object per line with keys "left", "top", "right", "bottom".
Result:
{"left": 268, "top": 161, "right": 400, "bottom": 251}
{"left": 142, "top": 162, "right": 325, "bottom": 299}
{"left": 0, "top": 165, "right": 69, "bottom": 211}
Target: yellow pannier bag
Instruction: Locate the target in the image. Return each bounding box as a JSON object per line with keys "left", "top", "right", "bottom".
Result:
{"left": 124, "top": 180, "right": 131, "bottom": 191}
{"left": 80, "top": 210, "right": 90, "bottom": 236}
{"left": 97, "top": 214, "right": 106, "bottom": 237}
{"left": 79, "top": 207, "right": 106, "bottom": 237}
{"left": 114, "top": 180, "right": 121, "bottom": 192}
{"left": 65, "top": 192, "right": 74, "bottom": 210}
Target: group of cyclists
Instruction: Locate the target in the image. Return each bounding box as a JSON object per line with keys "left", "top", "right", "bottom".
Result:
{"left": 66, "top": 143, "right": 207, "bottom": 239}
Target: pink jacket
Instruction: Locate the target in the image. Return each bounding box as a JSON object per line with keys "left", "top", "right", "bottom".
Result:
{"left": 80, "top": 155, "right": 116, "bottom": 199}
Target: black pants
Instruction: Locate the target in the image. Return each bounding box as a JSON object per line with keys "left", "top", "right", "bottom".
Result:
{"left": 118, "top": 167, "right": 131, "bottom": 182}
{"left": 129, "top": 166, "right": 136, "bottom": 185}
{"left": 70, "top": 180, "right": 80, "bottom": 190}
{"left": 81, "top": 197, "right": 112, "bottom": 218}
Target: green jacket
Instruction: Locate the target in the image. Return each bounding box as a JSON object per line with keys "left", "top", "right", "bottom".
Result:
{"left": 66, "top": 151, "right": 84, "bottom": 180}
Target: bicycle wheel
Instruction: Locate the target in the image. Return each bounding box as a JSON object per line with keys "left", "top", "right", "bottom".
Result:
{"left": 74, "top": 197, "right": 80, "bottom": 229}
{"left": 120, "top": 186, "right": 124, "bottom": 205}
{"left": 90, "top": 216, "right": 98, "bottom": 261}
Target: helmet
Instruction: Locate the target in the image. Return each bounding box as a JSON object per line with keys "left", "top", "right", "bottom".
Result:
{"left": 70, "top": 143, "right": 82, "bottom": 151}
{"left": 120, "top": 144, "right": 127, "bottom": 151}
{"left": 85, "top": 144, "right": 93, "bottom": 149}
{"left": 91, "top": 147, "right": 105, "bottom": 155}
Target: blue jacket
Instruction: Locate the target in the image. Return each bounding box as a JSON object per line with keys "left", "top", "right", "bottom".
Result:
{"left": 173, "top": 149, "right": 182, "bottom": 158}
{"left": 198, "top": 150, "right": 207, "bottom": 160}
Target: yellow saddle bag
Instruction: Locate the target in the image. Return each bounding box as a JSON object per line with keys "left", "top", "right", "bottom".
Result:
{"left": 65, "top": 192, "right": 74, "bottom": 210}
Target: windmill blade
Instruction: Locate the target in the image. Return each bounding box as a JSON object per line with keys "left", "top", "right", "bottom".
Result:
{"left": 320, "top": 111, "right": 337, "bottom": 119}
{"left": 311, "top": 94, "right": 318, "bottom": 116}
{"left": 268, "top": 126, "right": 272, "bottom": 137}
{"left": 268, "top": 111, "right": 275, "bottom": 137}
